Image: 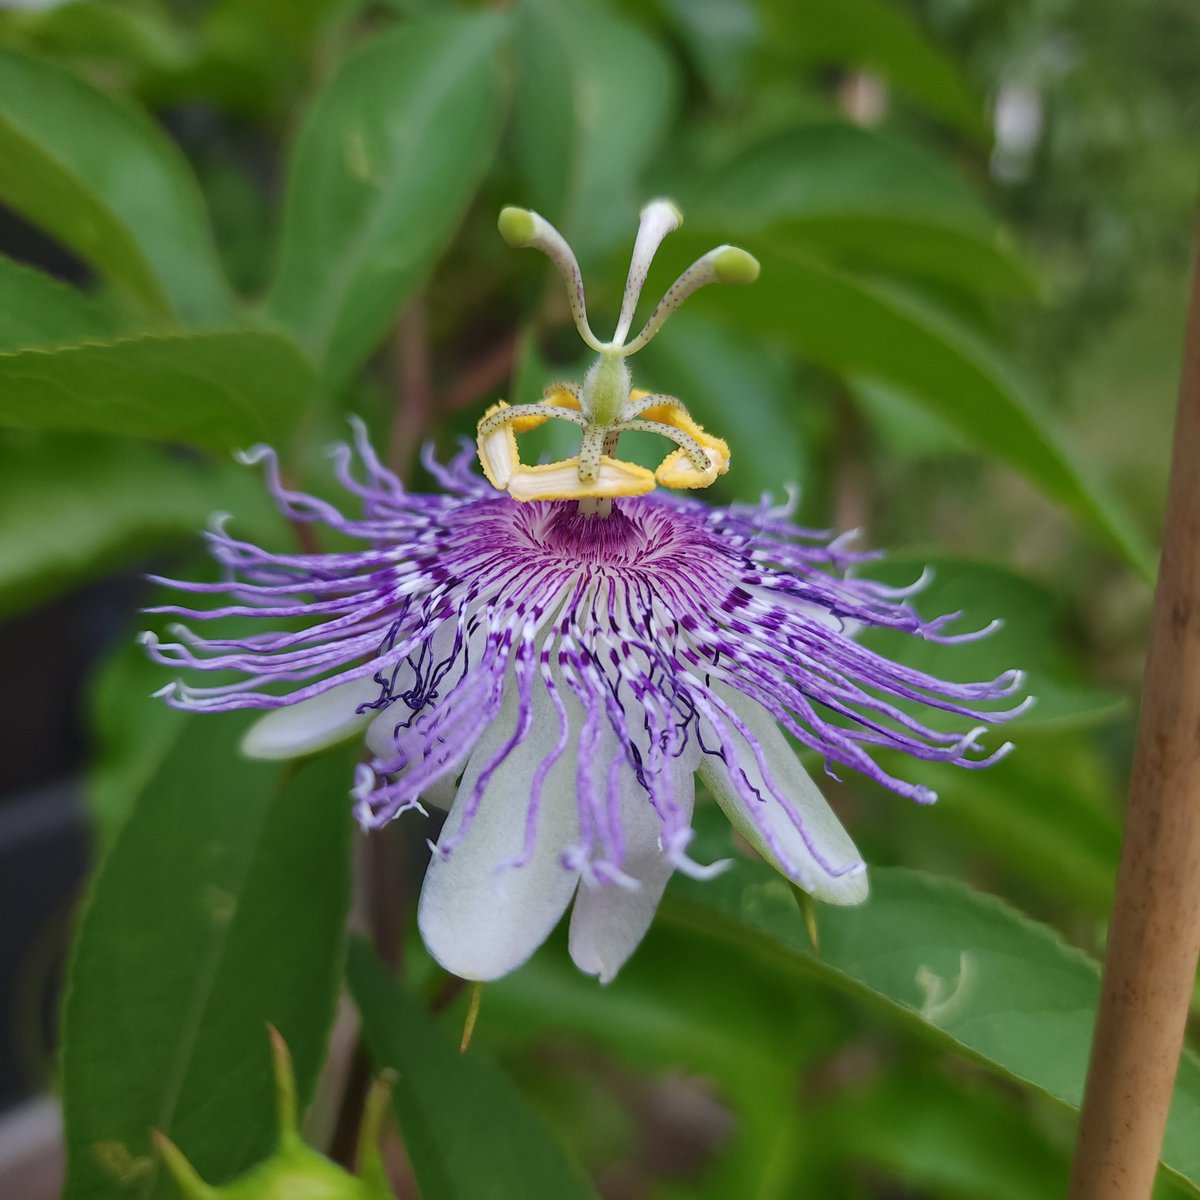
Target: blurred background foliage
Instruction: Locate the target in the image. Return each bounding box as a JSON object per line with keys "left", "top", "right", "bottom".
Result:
{"left": 0, "top": 0, "right": 1196, "bottom": 1196}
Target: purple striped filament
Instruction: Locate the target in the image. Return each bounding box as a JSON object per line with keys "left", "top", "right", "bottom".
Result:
{"left": 142, "top": 423, "right": 1027, "bottom": 982}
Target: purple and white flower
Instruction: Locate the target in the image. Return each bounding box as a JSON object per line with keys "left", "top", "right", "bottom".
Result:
{"left": 142, "top": 203, "right": 1026, "bottom": 983}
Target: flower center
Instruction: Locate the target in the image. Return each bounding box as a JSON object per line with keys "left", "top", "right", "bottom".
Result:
{"left": 536, "top": 500, "right": 648, "bottom": 564}
{"left": 476, "top": 202, "right": 760, "bottom": 506}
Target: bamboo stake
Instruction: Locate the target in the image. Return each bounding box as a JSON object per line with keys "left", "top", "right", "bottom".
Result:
{"left": 1068, "top": 232, "right": 1200, "bottom": 1199}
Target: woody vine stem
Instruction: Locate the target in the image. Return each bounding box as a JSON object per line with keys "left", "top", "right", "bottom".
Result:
{"left": 1068, "top": 223, "right": 1200, "bottom": 1199}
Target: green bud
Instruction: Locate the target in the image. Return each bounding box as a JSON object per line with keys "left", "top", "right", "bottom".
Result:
{"left": 497, "top": 206, "right": 536, "bottom": 248}
{"left": 712, "top": 246, "right": 760, "bottom": 286}
{"left": 155, "top": 1029, "right": 396, "bottom": 1200}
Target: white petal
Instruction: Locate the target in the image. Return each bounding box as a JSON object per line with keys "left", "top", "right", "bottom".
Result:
{"left": 568, "top": 759, "right": 695, "bottom": 984}
{"left": 700, "top": 686, "right": 868, "bottom": 905}
{"left": 240, "top": 677, "right": 380, "bottom": 760}
{"left": 417, "top": 684, "right": 583, "bottom": 981}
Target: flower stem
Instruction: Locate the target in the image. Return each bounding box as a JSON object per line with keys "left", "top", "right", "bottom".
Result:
{"left": 577, "top": 497, "right": 612, "bottom": 518}
{"left": 386, "top": 296, "right": 433, "bottom": 480}
{"left": 1067, "top": 230, "right": 1200, "bottom": 1199}
{"left": 459, "top": 983, "right": 484, "bottom": 1054}
{"left": 443, "top": 335, "right": 518, "bottom": 413}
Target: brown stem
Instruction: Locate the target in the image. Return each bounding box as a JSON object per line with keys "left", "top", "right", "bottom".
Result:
{"left": 366, "top": 823, "right": 405, "bottom": 972}
{"left": 386, "top": 296, "right": 434, "bottom": 481}
{"left": 280, "top": 468, "right": 323, "bottom": 555}
{"left": 442, "top": 335, "right": 518, "bottom": 414}
{"left": 429, "top": 973, "right": 468, "bottom": 1014}
{"left": 1067, "top": 226, "right": 1200, "bottom": 1199}
{"left": 327, "top": 1041, "right": 372, "bottom": 1169}
{"left": 833, "top": 390, "right": 871, "bottom": 537}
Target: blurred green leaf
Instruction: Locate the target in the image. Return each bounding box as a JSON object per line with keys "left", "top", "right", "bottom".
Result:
{"left": 87, "top": 632, "right": 191, "bottom": 853}
{"left": 661, "top": 0, "right": 759, "bottom": 100}
{"left": 348, "top": 940, "right": 600, "bottom": 1200}
{"left": 85, "top": 496, "right": 288, "bottom": 851}
{"left": 206, "top": 0, "right": 351, "bottom": 61}
{"left": 512, "top": 0, "right": 679, "bottom": 264}
{"left": 0, "top": 47, "right": 233, "bottom": 322}
{"left": 850, "top": 375, "right": 969, "bottom": 457}
{"left": 636, "top": 312, "right": 807, "bottom": 502}
{"left": 819, "top": 1066, "right": 1070, "bottom": 1200}
{"left": 0, "top": 2, "right": 191, "bottom": 80}
{"left": 665, "top": 242, "right": 1154, "bottom": 577}
{"left": 0, "top": 330, "right": 313, "bottom": 449}
{"left": 665, "top": 863, "right": 1200, "bottom": 1192}
{"left": 858, "top": 556, "right": 1126, "bottom": 731}
{"left": 0, "top": 435, "right": 232, "bottom": 617}
{"left": 61, "top": 716, "right": 355, "bottom": 1200}
{"left": 482, "top": 917, "right": 849, "bottom": 1200}
{"left": 756, "top": 0, "right": 987, "bottom": 138}
{"left": 267, "top": 13, "right": 507, "bottom": 387}
{"left": 679, "top": 123, "right": 1036, "bottom": 298}
{"left": 0, "top": 255, "right": 121, "bottom": 351}
{"left": 890, "top": 733, "right": 1121, "bottom": 916}
{"left": 485, "top": 921, "right": 842, "bottom": 1095}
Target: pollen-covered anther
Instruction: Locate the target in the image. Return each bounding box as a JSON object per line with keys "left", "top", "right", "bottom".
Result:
{"left": 506, "top": 456, "right": 656, "bottom": 502}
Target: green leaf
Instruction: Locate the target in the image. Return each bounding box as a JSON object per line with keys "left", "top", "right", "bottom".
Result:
{"left": 661, "top": 0, "right": 759, "bottom": 100}
{"left": 687, "top": 121, "right": 990, "bottom": 230}
{"left": 665, "top": 863, "right": 1200, "bottom": 1193}
{"left": 486, "top": 921, "right": 843, "bottom": 1096}
{"left": 857, "top": 556, "right": 1126, "bottom": 731}
{"left": 756, "top": 0, "right": 987, "bottom": 139}
{"left": 266, "top": 13, "right": 507, "bottom": 387}
{"left": 0, "top": 434, "right": 234, "bottom": 617}
{"left": 85, "top": 484, "right": 288, "bottom": 850}
{"left": 512, "top": 0, "right": 679, "bottom": 264}
{"left": 61, "top": 717, "right": 355, "bottom": 1200}
{"left": 0, "top": 330, "right": 314, "bottom": 449}
{"left": 849, "top": 375, "right": 970, "bottom": 457}
{"left": 665, "top": 242, "right": 1154, "bottom": 578}
{"left": 0, "top": 256, "right": 121, "bottom": 351}
{"left": 484, "top": 933, "right": 813, "bottom": 1200}
{"left": 686, "top": 121, "right": 1041, "bottom": 300}
{"left": 0, "top": 2, "right": 192, "bottom": 82}
{"left": 889, "top": 733, "right": 1122, "bottom": 916}
{"left": 0, "top": 47, "right": 233, "bottom": 322}
{"left": 86, "top": 633, "right": 191, "bottom": 853}
{"left": 679, "top": 123, "right": 1038, "bottom": 298}
{"left": 348, "top": 941, "right": 600, "bottom": 1200}
{"left": 819, "top": 1066, "right": 1070, "bottom": 1200}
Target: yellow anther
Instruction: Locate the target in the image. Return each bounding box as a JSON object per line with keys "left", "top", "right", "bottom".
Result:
{"left": 507, "top": 387, "right": 582, "bottom": 434}
{"left": 656, "top": 444, "right": 728, "bottom": 489}
{"left": 475, "top": 386, "right": 732, "bottom": 502}
{"left": 476, "top": 401, "right": 521, "bottom": 489}
{"left": 506, "top": 457, "right": 655, "bottom": 502}
{"left": 630, "top": 390, "right": 731, "bottom": 486}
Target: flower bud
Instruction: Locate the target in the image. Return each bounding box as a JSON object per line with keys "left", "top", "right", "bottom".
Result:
{"left": 155, "top": 1028, "right": 395, "bottom": 1200}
